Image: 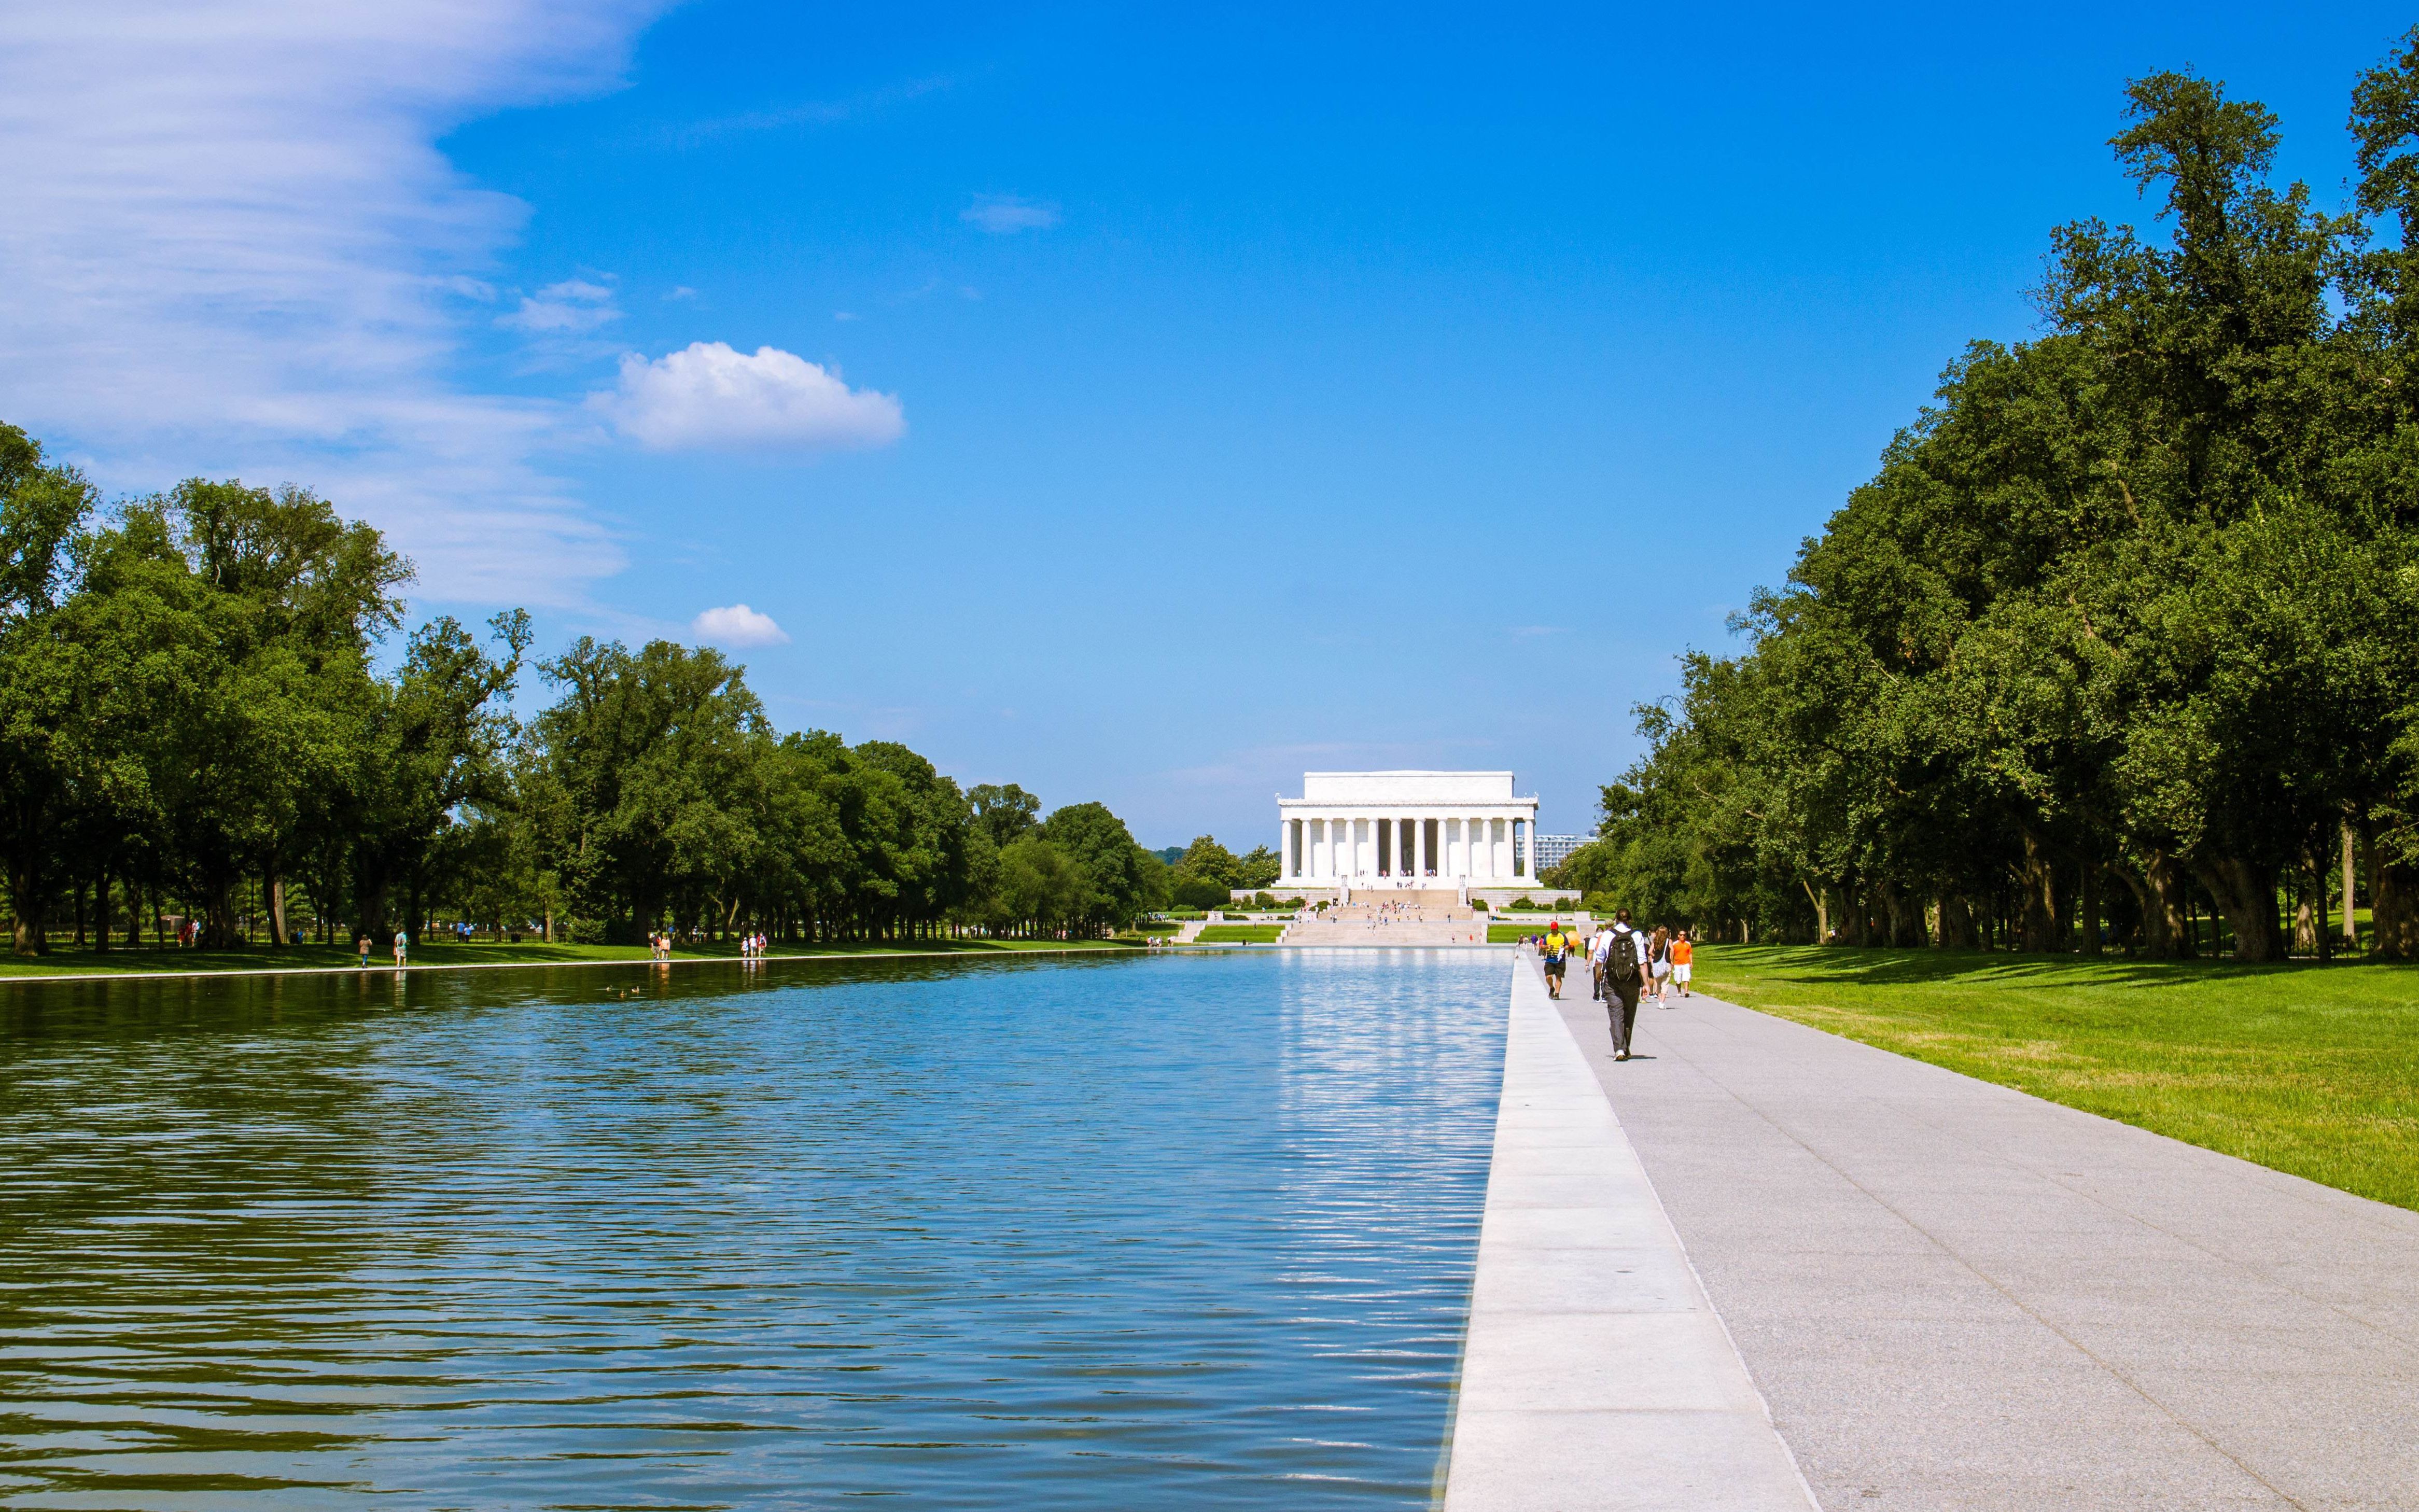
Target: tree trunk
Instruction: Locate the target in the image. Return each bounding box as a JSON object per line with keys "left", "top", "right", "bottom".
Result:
{"left": 2112, "top": 863, "right": 2151, "bottom": 955}
{"left": 353, "top": 869, "right": 390, "bottom": 951}
{"left": 2141, "top": 850, "right": 2193, "bottom": 958}
{"left": 1834, "top": 885, "right": 1867, "bottom": 946}
{"left": 1880, "top": 884, "right": 1925, "bottom": 947}
{"left": 2077, "top": 861, "right": 2102, "bottom": 956}
{"left": 2372, "top": 824, "right": 2419, "bottom": 960}
{"left": 93, "top": 857, "right": 110, "bottom": 954}
{"left": 2292, "top": 876, "right": 2319, "bottom": 958}
{"left": 265, "top": 864, "right": 288, "bottom": 947}
{"left": 2015, "top": 832, "right": 2059, "bottom": 952}
{"left": 1802, "top": 877, "right": 1831, "bottom": 944}
{"left": 1936, "top": 893, "right": 1977, "bottom": 949}
{"left": 200, "top": 864, "right": 242, "bottom": 949}
{"left": 2342, "top": 818, "right": 2362, "bottom": 947}
{"left": 10, "top": 850, "right": 46, "bottom": 956}
{"left": 2189, "top": 855, "right": 2286, "bottom": 962}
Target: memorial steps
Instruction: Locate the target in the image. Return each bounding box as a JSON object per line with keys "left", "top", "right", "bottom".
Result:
{"left": 1282, "top": 902, "right": 1491, "bottom": 947}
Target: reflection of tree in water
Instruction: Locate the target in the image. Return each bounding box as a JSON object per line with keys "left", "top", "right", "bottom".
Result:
{"left": 0, "top": 969, "right": 409, "bottom": 1500}
{"left": 1, "top": 954, "right": 1505, "bottom": 1509}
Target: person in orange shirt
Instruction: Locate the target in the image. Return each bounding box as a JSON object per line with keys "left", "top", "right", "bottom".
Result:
{"left": 1670, "top": 930, "right": 1694, "bottom": 998}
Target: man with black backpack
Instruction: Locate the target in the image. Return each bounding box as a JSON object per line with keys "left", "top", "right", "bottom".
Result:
{"left": 1594, "top": 907, "right": 1652, "bottom": 1062}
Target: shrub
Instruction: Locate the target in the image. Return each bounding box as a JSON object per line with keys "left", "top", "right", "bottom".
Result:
{"left": 562, "top": 916, "right": 607, "bottom": 944}
{"left": 1509, "top": 896, "right": 1536, "bottom": 911}
{"left": 1253, "top": 891, "right": 1278, "bottom": 909}
{"left": 1281, "top": 897, "right": 1305, "bottom": 908}
{"left": 1470, "top": 899, "right": 1488, "bottom": 912}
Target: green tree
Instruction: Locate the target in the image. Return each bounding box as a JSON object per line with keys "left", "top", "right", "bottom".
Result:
{"left": 1041, "top": 802, "right": 1157, "bottom": 934}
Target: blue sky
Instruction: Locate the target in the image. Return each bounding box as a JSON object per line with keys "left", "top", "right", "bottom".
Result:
{"left": 5, "top": 2, "right": 2413, "bottom": 848}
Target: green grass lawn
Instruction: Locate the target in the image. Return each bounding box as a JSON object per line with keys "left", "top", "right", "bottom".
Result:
{"left": 1488, "top": 923, "right": 1568, "bottom": 943}
{"left": 1696, "top": 944, "right": 2419, "bottom": 1211}
{"left": 0, "top": 935, "right": 1139, "bottom": 979}
{"left": 1193, "top": 924, "right": 1285, "bottom": 944}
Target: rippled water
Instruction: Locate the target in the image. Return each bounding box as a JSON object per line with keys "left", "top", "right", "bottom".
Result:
{"left": 0, "top": 949, "right": 1508, "bottom": 1509}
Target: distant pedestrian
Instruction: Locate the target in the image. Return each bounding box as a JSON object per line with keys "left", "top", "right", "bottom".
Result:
{"left": 1649, "top": 926, "right": 1672, "bottom": 1006}
{"left": 393, "top": 929, "right": 409, "bottom": 967}
{"left": 1670, "top": 929, "right": 1694, "bottom": 998}
{"left": 1541, "top": 921, "right": 1571, "bottom": 1000}
{"left": 357, "top": 934, "right": 371, "bottom": 968}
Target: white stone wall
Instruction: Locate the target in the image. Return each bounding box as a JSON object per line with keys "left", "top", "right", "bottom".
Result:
{"left": 1275, "top": 771, "right": 1542, "bottom": 888}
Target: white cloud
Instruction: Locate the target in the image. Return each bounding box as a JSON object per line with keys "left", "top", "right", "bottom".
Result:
{"left": 594, "top": 342, "right": 905, "bottom": 451}
{"left": 961, "top": 193, "right": 1060, "bottom": 233}
{"left": 498, "top": 276, "right": 621, "bottom": 332}
{"left": 0, "top": 0, "right": 672, "bottom": 606}
{"left": 691, "top": 603, "right": 789, "bottom": 647}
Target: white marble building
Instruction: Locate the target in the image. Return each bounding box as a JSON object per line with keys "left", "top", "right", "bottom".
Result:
{"left": 1275, "top": 771, "right": 1540, "bottom": 892}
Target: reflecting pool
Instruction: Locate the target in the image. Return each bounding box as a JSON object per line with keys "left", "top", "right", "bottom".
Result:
{"left": 0, "top": 949, "right": 1508, "bottom": 1509}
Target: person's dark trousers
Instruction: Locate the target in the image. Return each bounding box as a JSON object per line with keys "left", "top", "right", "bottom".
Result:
{"left": 1607, "top": 976, "right": 1641, "bottom": 1056}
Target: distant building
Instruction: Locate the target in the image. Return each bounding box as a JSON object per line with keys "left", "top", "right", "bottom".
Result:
{"left": 1532, "top": 833, "right": 1588, "bottom": 875}
{"left": 1274, "top": 771, "right": 1541, "bottom": 890}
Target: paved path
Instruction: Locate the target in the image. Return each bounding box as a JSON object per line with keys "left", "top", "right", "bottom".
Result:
{"left": 1442, "top": 956, "right": 1819, "bottom": 1510}
{"left": 1554, "top": 982, "right": 2419, "bottom": 1510}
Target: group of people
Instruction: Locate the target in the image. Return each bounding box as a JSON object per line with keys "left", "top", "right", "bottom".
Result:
{"left": 738, "top": 931, "right": 771, "bottom": 960}
{"left": 354, "top": 930, "right": 409, "bottom": 968}
{"left": 1535, "top": 914, "right": 1693, "bottom": 1064}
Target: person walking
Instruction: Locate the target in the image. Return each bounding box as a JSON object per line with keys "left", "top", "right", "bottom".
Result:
{"left": 1670, "top": 929, "right": 1695, "bottom": 998}
{"left": 1648, "top": 926, "right": 1673, "bottom": 1006}
{"left": 1601, "top": 908, "right": 1652, "bottom": 1062}
{"left": 393, "top": 928, "right": 409, "bottom": 968}
{"left": 356, "top": 933, "right": 371, "bottom": 969}
{"left": 1541, "top": 920, "right": 1571, "bottom": 1000}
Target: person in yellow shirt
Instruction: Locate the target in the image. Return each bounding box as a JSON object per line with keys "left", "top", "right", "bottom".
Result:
{"left": 1541, "top": 922, "right": 1570, "bottom": 999}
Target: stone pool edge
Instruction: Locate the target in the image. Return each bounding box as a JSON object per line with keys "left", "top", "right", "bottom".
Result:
{"left": 1437, "top": 954, "right": 1820, "bottom": 1512}
{"left": 0, "top": 945, "right": 1151, "bottom": 987}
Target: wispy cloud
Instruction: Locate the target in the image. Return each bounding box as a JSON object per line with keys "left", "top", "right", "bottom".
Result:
{"left": 498, "top": 276, "right": 622, "bottom": 332}
{"left": 961, "top": 193, "right": 1061, "bottom": 234}
{"left": 672, "top": 74, "right": 953, "bottom": 146}
{"left": 0, "top": 0, "right": 673, "bottom": 607}
{"left": 593, "top": 341, "right": 905, "bottom": 452}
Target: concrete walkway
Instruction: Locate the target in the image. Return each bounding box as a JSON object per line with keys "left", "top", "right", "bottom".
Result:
{"left": 1442, "top": 956, "right": 1819, "bottom": 1510}
{"left": 1555, "top": 983, "right": 2419, "bottom": 1510}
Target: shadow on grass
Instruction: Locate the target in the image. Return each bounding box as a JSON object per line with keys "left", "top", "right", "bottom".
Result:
{"left": 1709, "top": 944, "right": 2415, "bottom": 992}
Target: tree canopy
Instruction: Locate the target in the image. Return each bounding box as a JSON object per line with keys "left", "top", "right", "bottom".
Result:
{"left": 0, "top": 427, "right": 1165, "bottom": 953}
{"left": 1575, "top": 53, "right": 2419, "bottom": 962}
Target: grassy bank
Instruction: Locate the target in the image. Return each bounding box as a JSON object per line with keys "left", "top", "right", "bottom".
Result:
{"left": 1696, "top": 945, "right": 2419, "bottom": 1211}
{"left": 1194, "top": 924, "right": 1285, "bottom": 944}
{"left": 0, "top": 936, "right": 1139, "bottom": 980}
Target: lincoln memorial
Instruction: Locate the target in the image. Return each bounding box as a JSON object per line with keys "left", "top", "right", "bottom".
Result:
{"left": 1274, "top": 771, "right": 1545, "bottom": 898}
